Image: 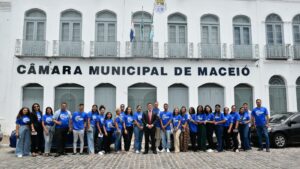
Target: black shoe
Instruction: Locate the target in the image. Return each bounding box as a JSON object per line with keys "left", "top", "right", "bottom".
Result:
{"left": 62, "top": 152, "right": 68, "bottom": 155}
{"left": 266, "top": 149, "right": 270, "bottom": 152}
{"left": 54, "top": 153, "right": 61, "bottom": 157}
{"left": 153, "top": 151, "right": 157, "bottom": 154}
{"left": 143, "top": 151, "right": 148, "bottom": 154}
{"left": 80, "top": 153, "right": 84, "bottom": 155}
{"left": 257, "top": 148, "right": 263, "bottom": 151}
{"left": 72, "top": 153, "right": 77, "bottom": 155}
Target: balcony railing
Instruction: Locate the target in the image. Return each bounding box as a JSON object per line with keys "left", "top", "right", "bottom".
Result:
{"left": 230, "top": 44, "right": 259, "bottom": 59}
{"left": 90, "top": 41, "right": 120, "bottom": 57}
{"left": 15, "top": 39, "right": 48, "bottom": 56}
{"left": 265, "top": 44, "right": 289, "bottom": 59}
{"left": 198, "top": 43, "right": 226, "bottom": 59}
{"left": 164, "top": 42, "right": 193, "bottom": 58}
{"left": 53, "top": 40, "right": 84, "bottom": 57}
{"left": 126, "top": 41, "right": 158, "bottom": 57}
{"left": 292, "top": 45, "right": 300, "bottom": 59}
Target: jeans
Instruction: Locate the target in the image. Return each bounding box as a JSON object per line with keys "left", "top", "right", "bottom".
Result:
{"left": 115, "top": 130, "right": 122, "bottom": 152}
{"left": 43, "top": 125, "right": 54, "bottom": 154}
{"left": 16, "top": 125, "right": 31, "bottom": 156}
{"left": 256, "top": 126, "right": 270, "bottom": 149}
{"left": 173, "top": 129, "right": 181, "bottom": 152}
{"left": 155, "top": 127, "right": 161, "bottom": 148}
{"left": 239, "top": 124, "right": 250, "bottom": 150}
{"left": 87, "top": 125, "right": 96, "bottom": 154}
{"left": 134, "top": 126, "right": 143, "bottom": 151}
{"left": 73, "top": 129, "right": 84, "bottom": 153}
{"left": 215, "top": 125, "right": 224, "bottom": 152}
{"left": 161, "top": 129, "right": 171, "bottom": 150}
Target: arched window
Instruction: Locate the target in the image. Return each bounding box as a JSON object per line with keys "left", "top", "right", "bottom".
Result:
{"left": 168, "top": 84, "right": 189, "bottom": 109}
{"left": 269, "top": 76, "right": 287, "bottom": 114}
{"left": 296, "top": 77, "right": 300, "bottom": 111}
{"left": 200, "top": 14, "right": 221, "bottom": 58}
{"left": 292, "top": 15, "right": 300, "bottom": 58}
{"left": 23, "top": 9, "right": 46, "bottom": 56}
{"left": 167, "top": 12, "right": 187, "bottom": 58}
{"left": 95, "top": 83, "right": 116, "bottom": 114}
{"left": 55, "top": 83, "right": 84, "bottom": 113}
{"left": 198, "top": 83, "right": 224, "bottom": 108}
{"left": 128, "top": 83, "right": 157, "bottom": 112}
{"left": 23, "top": 83, "right": 44, "bottom": 110}
{"left": 266, "top": 14, "right": 283, "bottom": 45}
{"left": 234, "top": 84, "right": 253, "bottom": 109}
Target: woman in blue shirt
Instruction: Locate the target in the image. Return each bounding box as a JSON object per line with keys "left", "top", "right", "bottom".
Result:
{"left": 238, "top": 107, "right": 251, "bottom": 151}
{"left": 188, "top": 107, "right": 198, "bottom": 152}
{"left": 15, "top": 107, "right": 33, "bottom": 158}
{"left": 103, "top": 112, "right": 114, "bottom": 154}
{"left": 196, "top": 105, "right": 206, "bottom": 152}
{"left": 86, "top": 104, "right": 99, "bottom": 154}
{"left": 123, "top": 106, "right": 134, "bottom": 152}
{"left": 133, "top": 105, "right": 144, "bottom": 154}
{"left": 114, "top": 108, "right": 124, "bottom": 153}
{"left": 213, "top": 104, "right": 226, "bottom": 152}
{"left": 205, "top": 105, "right": 214, "bottom": 152}
{"left": 30, "top": 103, "right": 43, "bottom": 156}
{"left": 172, "top": 107, "right": 181, "bottom": 153}
{"left": 42, "top": 107, "right": 54, "bottom": 156}
{"left": 223, "top": 107, "right": 233, "bottom": 150}
{"left": 96, "top": 105, "right": 105, "bottom": 155}
{"left": 180, "top": 106, "right": 189, "bottom": 152}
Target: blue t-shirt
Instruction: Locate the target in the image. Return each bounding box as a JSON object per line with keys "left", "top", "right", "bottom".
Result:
{"left": 115, "top": 116, "right": 124, "bottom": 131}
{"left": 196, "top": 113, "right": 207, "bottom": 123}
{"left": 87, "top": 111, "right": 99, "bottom": 126}
{"left": 206, "top": 113, "right": 215, "bottom": 122}
{"left": 133, "top": 111, "right": 143, "bottom": 125}
{"left": 239, "top": 112, "right": 250, "bottom": 124}
{"left": 55, "top": 111, "right": 71, "bottom": 129}
{"left": 189, "top": 114, "right": 198, "bottom": 133}
{"left": 43, "top": 114, "right": 54, "bottom": 126}
{"left": 153, "top": 108, "right": 161, "bottom": 128}
{"left": 105, "top": 119, "right": 114, "bottom": 132}
{"left": 16, "top": 115, "right": 31, "bottom": 126}
{"left": 251, "top": 107, "right": 269, "bottom": 126}
{"left": 120, "top": 112, "right": 125, "bottom": 122}
{"left": 160, "top": 111, "right": 173, "bottom": 131}
{"left": 72, "top": 112, "right": 87, "bottom": 130}
{"left": 97, "top": 114, "right": 105, "bottom": 128}
{"left": 124, "top": 114, "right": 134, "bottom": 127}
{"left": 230, "top": 112, "right": 241, "bottom": 124}
{"left": 223, "top": 114, "right": 233, "bottom": 127}
{"left": 214, "top": 112, "right": 225, "bottom": 126}
{"left": 173, "top": 114, "right": 182, "bottom": 129}
{"left": 36, "top": 112, "right": 42, "bottom": 123}
{"left": 181, "top": 113, "right": 190, "bottom": 126}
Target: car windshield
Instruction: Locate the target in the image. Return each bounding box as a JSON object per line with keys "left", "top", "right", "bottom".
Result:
{"left": 269, "top": 114, "right": 291, "bottom": 123}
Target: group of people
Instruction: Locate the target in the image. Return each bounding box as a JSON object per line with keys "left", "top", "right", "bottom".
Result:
{"left": 15, "top": 99, "right": 270, "bottom": 158}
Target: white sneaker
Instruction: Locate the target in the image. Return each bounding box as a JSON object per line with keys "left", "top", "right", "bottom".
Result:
{"left": 156, "top": 148, "right": 160, "bottom": 152}
{"left": 17, "top": 154, "right": 22, "bottom": 158}
{"left": 160, "top": 149, "right": 165, "bottom": 153}
{"left": 166, "top": 149, "right": 170, "bottom": 153}
{"left": 235, "top": 149, "right": 240, "bottom": 152}
{"left": 135, "top": 150, "right": 140, "bottom": 154}
{"left": 98, "top": 152, "right": 104, "bottom": 155}
{"left": 206, "top": 149, "right": 214, "bottom": 153}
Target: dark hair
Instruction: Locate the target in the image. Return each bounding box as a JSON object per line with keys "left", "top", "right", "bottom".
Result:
{"left": 189, "top": 107, "right": 196, "bottom": 115}
{"left": 79, "top": 103, "right": 84, "bottom": 107}
{"left": 45, "top": 107, "right": 53, "bottom": 116}
{"left": 196, "top": 105, "right": 204, "bottom": 114}
{"left": 61, "top": 102, "right": 67, "bottom": 105}
{"left": 239, "top": 107, "right": 244, "bottom": 113}
{"left": 180, "top": 106, "right": 187, "bottom": 116}
{"left": 215, "top": 104, "right": 221, "bottom": 113}
{"left": 147, "top": 102, "right": 152, "bottom": 106}
{"left": 99, "top": 105, "right": 106, "bottom": 111}
{"left": 105, "top": 112, "right": 112, "bottom": 120}
{"left": 173, "top": 107, "right": 179, "bottom": 116}
{"left": 256, "top": 99, "right": 261, "bottom": 102}
{"left": 32, "top": 103, "right": 43, "bottom": 116}
{"left": 91, "top": 104, "right": 99, "bottom": 113}
{"left": 204, "top": 105, "right": 212, "bottom": 115}
{"left": 136, "top": 105, "right": 141, "bottom": 109}
{"left": 243, "top": 103, "right": 248, "bottom": 106}
{"left": 125, "top": 106, "right": 133, "bottom": 115}
{"left": 17, "top": 107, "right": 30, "bottom": 119}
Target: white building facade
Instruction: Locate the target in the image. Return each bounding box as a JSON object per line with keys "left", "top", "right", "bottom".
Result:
{"left": 0, "top": 0, "right": 300, "bottom": 134}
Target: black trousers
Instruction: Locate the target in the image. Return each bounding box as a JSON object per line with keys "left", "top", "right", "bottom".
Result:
{"left": 230, "top": 127, "right": 239, "bottom": 151}
{"left": 223, "top": 126, "right": 232, "bottom": 150}
{"left": 55, "top": 127, "right": 68, "bottom": 154}
{"left": 104, "top": 131, "right": 113, "bottom": 153}
{"left": 190, "top": 131, "right": 197, "bottom": 151}
{"left": 197, "top": 124, "right": 207, "bottom": 151}
{"left": 206, "top": 123, "right": 215, "bottom": 149}
{"left": 31, "top": 125, "right": 44, "bottom": 153}
{"left": 124, "top": 126, "right": 133, "bottom": 151}
{"left": 96, "top": 127, "right": 104, "bottom": 153}
{"left": 144, "top": 127, "right": 156, "bottom": 152}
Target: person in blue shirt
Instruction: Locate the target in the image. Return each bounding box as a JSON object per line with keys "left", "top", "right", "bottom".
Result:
{"left": 205, "top": 105, "right": 214, "bottom": 152}
{"left": 123, "top": 106, "right": 134, "bottom": 152}
{"left": 86, "top": 104, "right": 99, "bottom": 154}
{"left": 238, "top": 107, "right": 251, "bottom": 151}
{"left": 42, "top": 107, "right": 54, "bottom": 156}
{"left": 213, "top": 104, "right": 226, "bottom": 152}
{"left": 159, "top": 103, "right": 173, "bottom": 153}
{"left": 243, "top": 102, "right": 252, "bottom": 149}
{"left": 222, "top": 107, "right": 233, "bottom": 150}
{"left": 251, "top": 99, "right": 270, "bottom": 152}
{"left": 133, "top": 105, "right": 144, "bottom": 154}
{"left": 103, "top": 112, "right": 115, "bottom": 154}
{"left": 114, "top": 108, "right": 124, "bottom": 153}
{"left": 172, "top": 107, "right": 182, "bottom": 153}
{"left": 180, "top": 106, "right": 190, "bottom": 152}
{"left": 71, "top": 104, "right": 87, "bottom": 155}
{"left": 30, "top": 103, "right": 43, "bottom": 157}
{"left": 153, "top": 101, "right": 161, "bottom": 152}
{"left": 188, "top": 107, "right": 198, "bottom": 152}
{"left": 15, "top": 107, "right": 33, "bottom": 158}
{"left": 96, "top": 105, "right": 105, "bottom": 155}
{"left": 196, "top": 105, "right": 206, "bottom": 151}
{"left": 230, "top": 105, "right": 241, "bottom": 152}
{"left": 120, "top": 104, "right": 126, "bottom": 151}
{"left": 53, "top": 102, "right": 72, "bottom": 157}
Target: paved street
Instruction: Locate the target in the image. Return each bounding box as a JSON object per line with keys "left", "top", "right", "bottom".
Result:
{"left": 0, "top": 145, "right": 299, "bottom": 169}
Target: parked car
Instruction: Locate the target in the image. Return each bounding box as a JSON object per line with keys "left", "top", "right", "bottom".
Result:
{"left": 251, "top": 112, "right": 300, "bottom": 148}
{"left": 0, "top": 124, "right": 3, "bottom": 142}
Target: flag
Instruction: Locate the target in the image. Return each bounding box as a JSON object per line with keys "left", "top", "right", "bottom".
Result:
{"left": 130, "top": 22, "right": 135, "bottom": 42}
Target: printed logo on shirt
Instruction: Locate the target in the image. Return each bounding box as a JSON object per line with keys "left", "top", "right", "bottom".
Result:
{"left": 23, "top": 117, "right": 30, "bottom": 123}
{"left": 127, "top": 116, "right": 133, "bottom": 123}
{"left": 92, "top": 115, "right": 97, "bottom": 120}
{"left": 138, "top": 115, "right": 142, "bottom": 120}
{"left": 107, "top": 121, "right": 113, "bottom": 128}
{"left": 75, "top": 115, "right": 84, "bottom": 122}
{"left": 60, "top": 114, "right": 68, "bottom": 120}
{"left": 173, "top": 118, "right": 178, "bottom": 123}
{"left": 162, "top": 114, "right": 170, "bottom": 120}
{"left": 46, "top": 117, "right": 53, "bottom": 123}
{"left": 37, "top": 113, "right": 41, "bottom": 121}
{"left": 197, "top": 116, "right": 203, "bottom": 120}
{"left": 255, "top": 110, "right": 264, "bottom": 116}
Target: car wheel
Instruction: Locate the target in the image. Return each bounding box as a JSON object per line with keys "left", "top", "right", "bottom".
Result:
{"left": 273, "top": 133, "right": 287, "bottom": 148}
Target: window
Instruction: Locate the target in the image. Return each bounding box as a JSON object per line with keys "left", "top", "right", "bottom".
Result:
{"left": 60, "top": 10, "right": 82, "bottom": 41}
{"left": 128, "top": 83, "right": 156, "bottom": 112}
{"left": 198, "top": 83, "right": 224, "bottom": 108}
{"left": 95, "top": 83, "right": 116, "bottom": 115}
{"left": 22, "top": 83, "right": 43, "bottom": 110}
{"left": 292, "top": 15, "right": 300, "bottom": 59}
{"left": 168, "top": 84, "right": 189, "bottom": 110}
{"left": 269, "top": 76, "right": 287, "bottom": 114}
{"left": 266, "top": 14, "right": 284, "bottom": 45}
{"left": 167, "top": 12, "right": 187, "bottom": 58}
{"left": 234, "top": 84, "right": 253, "bottom": 109}
{"left": 233, "top": 15, "right": 251, "bottom": 45}
{"left": 296, "top": 77, "right": 300, "bottom": 112}
{"left": 96, "top": 10, "right": 117, "bottom": 42}
{"left": 55, "top": 83, "right": 84, "bottom": 113}
{"left": 291, "top": 115, "right": 300, "bottom": 123}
